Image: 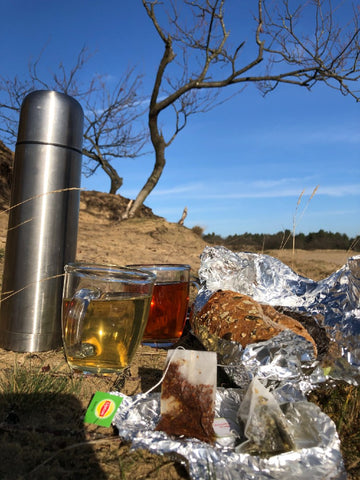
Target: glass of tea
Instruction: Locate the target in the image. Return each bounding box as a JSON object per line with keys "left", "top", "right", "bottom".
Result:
{"left": 62, "top": 263, "right": 155, "bottom": 375}
{"left": 127, "top": 264, "right": 191, "bottom": 347}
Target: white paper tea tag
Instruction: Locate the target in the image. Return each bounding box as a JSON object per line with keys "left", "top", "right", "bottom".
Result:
{"left": 156, "top": 349, "right": 217, "bottom": 443}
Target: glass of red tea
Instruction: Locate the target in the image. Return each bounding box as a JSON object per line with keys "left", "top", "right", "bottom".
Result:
{"left": 127, "top": 264, "right": 191, "bottom": 347}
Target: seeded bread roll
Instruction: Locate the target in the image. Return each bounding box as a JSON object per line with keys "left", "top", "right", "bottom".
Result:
{"left": 191, "top": 290, "right": 317, "bottom": 355}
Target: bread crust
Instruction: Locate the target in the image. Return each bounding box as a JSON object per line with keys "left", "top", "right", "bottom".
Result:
{"left": 192, "top": 290, "right": 317, "bottom": 355}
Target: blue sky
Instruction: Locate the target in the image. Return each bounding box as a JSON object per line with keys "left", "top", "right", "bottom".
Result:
{"left": 1, "top": 0, "right": 359, "bottom": 238}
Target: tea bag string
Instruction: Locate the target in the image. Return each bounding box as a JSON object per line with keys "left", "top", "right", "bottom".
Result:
{"left": 123, "top": 346, "right": 186, "bottom": 412}
{"left": 144, "top": 346, "right": 186, "bottom": 396}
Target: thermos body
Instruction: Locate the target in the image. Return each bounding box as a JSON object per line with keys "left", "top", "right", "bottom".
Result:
{"left": 0, "top": 90, "right": 83, "bottom": 352}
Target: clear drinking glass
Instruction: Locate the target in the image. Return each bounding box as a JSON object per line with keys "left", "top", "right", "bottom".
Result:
{"left": 62, "top": 263, "right": 155, "bottom": 375}
{"left": 127, "top": 264, "right": 191, "bottom": 347}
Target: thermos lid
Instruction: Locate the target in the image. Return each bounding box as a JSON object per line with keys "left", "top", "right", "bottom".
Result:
{"left": 17, "top": 90, "right": 84, "bottom": 152}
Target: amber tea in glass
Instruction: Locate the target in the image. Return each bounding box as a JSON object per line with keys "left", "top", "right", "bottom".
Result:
{"left": 127, "top": 264, "right": 190, "bottom": 347}
{"left": 62, "top": 263, "right": 155, "bottom": 375}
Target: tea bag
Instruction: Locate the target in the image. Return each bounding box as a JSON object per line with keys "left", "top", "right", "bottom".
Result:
{"left": 155, "top": 349, "right": 217, "bottom": 443}
{"left": 237, "top": 377, "right": 295, "bottom": 456}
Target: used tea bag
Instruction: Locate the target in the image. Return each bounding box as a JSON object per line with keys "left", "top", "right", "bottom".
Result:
{"left": 237, "top": 377, "right": 295, "bottom": 456}
{"left": 156, "top": 349, "right": 217, "bottom": 443}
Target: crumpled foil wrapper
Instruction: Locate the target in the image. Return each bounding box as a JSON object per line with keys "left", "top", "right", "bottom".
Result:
{"left": 111, "top": 246, "right": 355, "bottom": 479}
{"left": 192, "top": 246, "right": 360, "bottom": 388}
{"left": 112, "top": 387, "right": 346, "bottom": 480}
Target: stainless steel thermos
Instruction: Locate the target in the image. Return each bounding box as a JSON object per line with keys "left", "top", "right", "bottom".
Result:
{"left": 0, "top": 90, "right": 83, "bottom": 352}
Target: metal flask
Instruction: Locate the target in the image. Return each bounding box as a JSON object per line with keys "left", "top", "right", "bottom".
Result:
{"left": 0, "top": 90, "right": 83, "bottom": 352}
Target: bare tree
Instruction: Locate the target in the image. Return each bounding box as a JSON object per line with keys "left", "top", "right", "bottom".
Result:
{"left": 81, "top": 68, "right": 148, "bottom": 194}
{"left": 122, "top": 0, "right": 360, "bottom": 218}
{"left": 0, "top": 47, "right": 148, "bottom": 194}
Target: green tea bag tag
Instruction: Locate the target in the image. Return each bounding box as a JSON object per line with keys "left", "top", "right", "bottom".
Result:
{"left": 84, "top": 392, "right": 123, "bottom": 427}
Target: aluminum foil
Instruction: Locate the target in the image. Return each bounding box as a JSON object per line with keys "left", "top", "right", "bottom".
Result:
{"left": 192, "top": 246, "right": 360, "bottom": 387}
{"left": 111, "top": 246, "right": 355, "bottom": 479}
{"left": 112, "top": 386, "right": 346, "bottom": 480}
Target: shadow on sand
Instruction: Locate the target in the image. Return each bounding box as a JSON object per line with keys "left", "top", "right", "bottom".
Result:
{"left": 0, "top": 392, "right": 108, "bottom": 479}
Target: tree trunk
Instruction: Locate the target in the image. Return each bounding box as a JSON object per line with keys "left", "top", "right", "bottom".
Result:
{"left": 122, "top": 24, "right": 175, "bottom": 219}
{"left": 101, "top": 160, "right": 123, "bottom": 195}
{"left": 123, "top": 80, "right": 168, "bottom": 218}
{"left": 123, "top": 135, "right": 165, "bottom": 218}
{"left": 109, "top": 174, "right": 123, "bottom": 195}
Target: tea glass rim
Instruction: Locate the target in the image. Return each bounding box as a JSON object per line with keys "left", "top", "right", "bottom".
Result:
{"left": 64, "top": 262, "right": 156, "bottom": 284}
{"left": 126, "top": 263, "right": 191, "bottom": 272}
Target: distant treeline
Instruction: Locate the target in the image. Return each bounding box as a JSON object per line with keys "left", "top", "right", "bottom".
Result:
{"left": 202, "top": 229, "right": 359, "bottom": 252}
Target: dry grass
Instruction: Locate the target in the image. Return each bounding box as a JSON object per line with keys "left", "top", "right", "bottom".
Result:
{"left": 308, "top": 383, "right": 360, "bottom": 478}
{"left": 279, "top": 185, "right": 319, "bottom": 268}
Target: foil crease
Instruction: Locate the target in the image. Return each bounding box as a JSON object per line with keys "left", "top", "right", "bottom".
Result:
{"left": 112, "top": 387, "right": 346, "bottom": 480}
{"left": 193, "top": 246, "right": 360, "bottom": 386}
